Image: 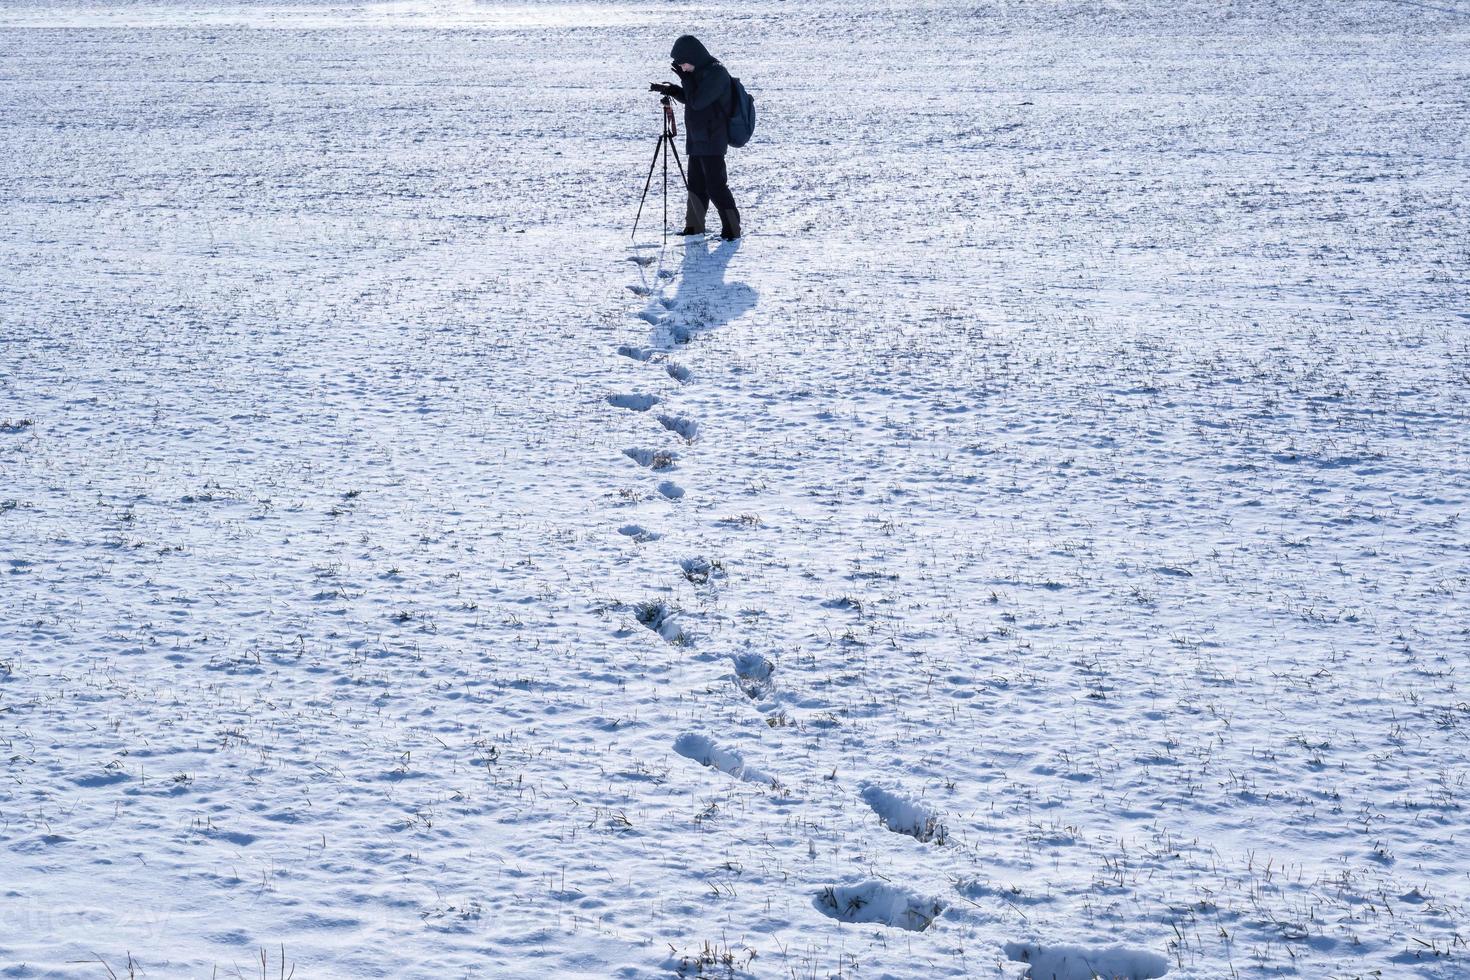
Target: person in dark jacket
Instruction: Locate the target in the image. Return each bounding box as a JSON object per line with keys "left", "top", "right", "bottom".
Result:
{"left": 650, "top": 35, "right": 740, "bottom": 240}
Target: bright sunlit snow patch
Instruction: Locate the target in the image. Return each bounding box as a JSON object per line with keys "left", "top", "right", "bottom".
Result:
{"left": 0, "top": 1, "right": 657, "bottom": 29}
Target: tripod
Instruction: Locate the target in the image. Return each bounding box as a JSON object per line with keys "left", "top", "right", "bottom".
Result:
{"left": 632, "top": 95, "right": 689, "bottom": 244}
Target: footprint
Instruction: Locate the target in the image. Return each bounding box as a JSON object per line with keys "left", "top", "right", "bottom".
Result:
{"left": 1003, "top": 942, "right": 1169, "bottom": 980}
{"left": 618, "top": 524, "right": 661, "bottom": 543}
{"left": 859, "top": 784, "right": 946, "bottom": 843}
{"left": 812, "top": 882, "right": 944, "bottom": 932}
{"left": 628, "top": 254, "right": 655, "bottom": 267}
{"left": 633, "top": 600, "right": 690, "bottom": 645}
{"left": 656, "top": 481, "right": 685, "bottom": 501}
{"left": 636, "top": 310, "right": 663, "bottom": 325}
{"left": 624, "top": 448, "right": 679, "bottom": 471}
{"left": 626, "top": 284, "right": 652, "bottom": 296}
{"left": 656, "top": 414, "right": 699, "bottom": 442}
{"left": 665, "top": 362, "right": 693, "bottom": 384}
{"left": 607, "top": 393, "right": 661, "bottom": 412}
{"left": 731, "top": 652, "right": 774, "bottom": 701}
{"left": 617, "top": 345, "right": 656, "bottom": 362}
{"left": 673, "top": 732, "right": 774, "bottom": 786}
{"left": 679, "top": 556, "right": 724, "bottom": 585}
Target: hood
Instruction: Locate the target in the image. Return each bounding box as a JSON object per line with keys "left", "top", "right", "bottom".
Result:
{"left": 670, "top": 35, "right": 713, "bottom": 68}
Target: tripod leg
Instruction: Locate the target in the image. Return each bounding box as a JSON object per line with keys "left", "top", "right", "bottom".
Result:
{"left": 662, "top": 134, "right": 669, "bottom": 244}
{"left": 670, "top": 141, "right": 688, "bottom": 190}
{"left": 631, "top": 131, "right": 665, "bottom": 240}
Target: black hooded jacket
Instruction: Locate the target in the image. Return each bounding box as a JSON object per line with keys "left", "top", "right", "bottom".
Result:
{"left": 666, "top": 35, "right": 732, "bottom": 157}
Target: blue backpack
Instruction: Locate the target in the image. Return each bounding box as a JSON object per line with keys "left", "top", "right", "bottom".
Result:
{"left": 727, "top": 76, "right": 756, "bottom": 148}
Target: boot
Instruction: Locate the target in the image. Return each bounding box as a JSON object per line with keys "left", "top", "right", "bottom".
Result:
{"left": 718, "top": 206, "right": 742, "bottom": 241}
{"left": 679, "top": 194, "right": 708, "bottom": 236}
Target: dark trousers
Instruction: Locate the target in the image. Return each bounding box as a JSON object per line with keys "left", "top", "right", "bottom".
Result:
{"left": 687, "top": 154, "right": 737, "bottom": 212}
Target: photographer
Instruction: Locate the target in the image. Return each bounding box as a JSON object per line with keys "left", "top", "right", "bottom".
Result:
{"left": 651, "top": 35, "right": 741, "bottom": 241}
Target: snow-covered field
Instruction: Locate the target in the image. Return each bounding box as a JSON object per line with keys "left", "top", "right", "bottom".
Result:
{"left": 2, "top": 0, "right": 1468, "bottom": 976}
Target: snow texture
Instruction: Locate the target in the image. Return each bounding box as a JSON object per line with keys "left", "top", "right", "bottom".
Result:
{"left": 2, "top": 0, "right": 1468, "bottom": 976}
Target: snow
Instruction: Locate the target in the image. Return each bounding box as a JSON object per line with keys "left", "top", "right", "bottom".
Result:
{"left": 1003, "top": 941, "right": 1171, "bottom": 980}
{"left": 2, "top": 0, "right": 1468, "bottom": 976}
{"left": 672, "top": 733, "right": 776, "bottom": 788}
{"left": 813, "top": 881, "right": 947, "bottom": 933}
{"left": 859, "top": 782, "right": 947, "bottom": 843}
